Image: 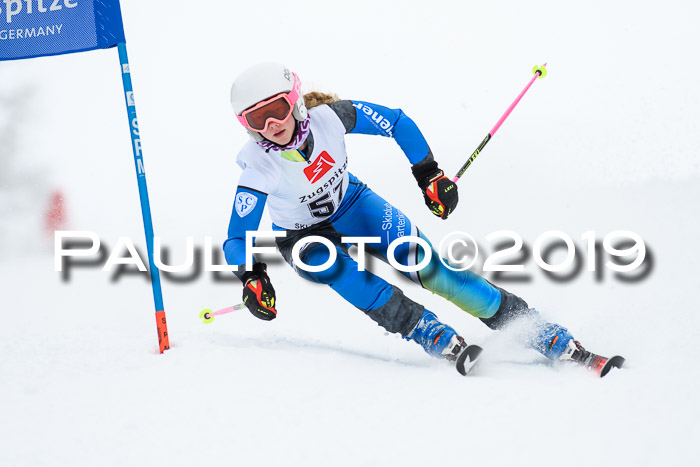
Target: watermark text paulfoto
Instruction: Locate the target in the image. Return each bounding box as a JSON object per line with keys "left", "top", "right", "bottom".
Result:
{"left": 54, "top": 230, "right": 652, "bottom": 284}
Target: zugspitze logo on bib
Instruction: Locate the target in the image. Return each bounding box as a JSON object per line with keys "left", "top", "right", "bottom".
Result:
{"left": 304, "top": 151, "right": 335, "bottom": 184}
{"left": 235, "top": 192, "right": 258, "bottom": 218}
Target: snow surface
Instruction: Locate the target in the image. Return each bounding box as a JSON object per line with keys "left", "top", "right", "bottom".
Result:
{"left": 1, "top": 1, "right": 699, "bottom": 466}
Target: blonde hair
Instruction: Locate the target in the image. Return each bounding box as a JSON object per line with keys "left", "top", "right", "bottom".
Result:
{"left": 303, "top": 91, "right": 340, "bottom": 109}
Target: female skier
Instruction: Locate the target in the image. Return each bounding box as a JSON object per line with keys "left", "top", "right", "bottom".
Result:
{"left": 223, "top": 62, "right": 622, "bottom": 376}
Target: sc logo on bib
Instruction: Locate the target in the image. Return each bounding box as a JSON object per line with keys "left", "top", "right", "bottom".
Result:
{"left": 235, "top": 192, "right": 258, "bottom": 218}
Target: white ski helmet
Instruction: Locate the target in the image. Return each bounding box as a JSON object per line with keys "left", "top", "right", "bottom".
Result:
{"left": 230, "top": 62, "right": 308, "bottom": 142}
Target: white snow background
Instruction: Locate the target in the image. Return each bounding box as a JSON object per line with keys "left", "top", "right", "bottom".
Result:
{"left": 1, "top": 0, "right": 699, "bottom": 466}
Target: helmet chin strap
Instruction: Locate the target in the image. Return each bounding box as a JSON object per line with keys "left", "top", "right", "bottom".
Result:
{"left": 255, "top": 115, "right": 310, "bottom": 152}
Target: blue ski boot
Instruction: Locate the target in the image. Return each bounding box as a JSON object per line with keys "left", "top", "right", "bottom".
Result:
{"left": 528, "top": 321, "right": 575, "bottom": 360}
{"left": 406, "top": 309, "right": 482, "bottom": 375}
{"left": 528, "top": 317, "right": 625, "bottom": 377}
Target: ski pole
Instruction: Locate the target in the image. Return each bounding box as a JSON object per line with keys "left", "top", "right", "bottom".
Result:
{"left": 199, "top": 303, "right": 246, "bottom": 324}
{"left": 452, "top": 63, "right": 548, "bottom": 183}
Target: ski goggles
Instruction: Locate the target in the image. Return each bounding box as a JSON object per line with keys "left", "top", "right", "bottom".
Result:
{"left": 237, "top": 72, "right": 302, "bottom": 133}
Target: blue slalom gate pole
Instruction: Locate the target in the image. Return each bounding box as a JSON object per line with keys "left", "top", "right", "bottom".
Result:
{"left": 117, "top": 42, "right": 170, "bottom": 353}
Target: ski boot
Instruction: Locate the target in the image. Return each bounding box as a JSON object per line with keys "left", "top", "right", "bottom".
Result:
{"left": 529, "top": 321, "right": 625, "bottom": 377}
{"left": 407, "top": 310, "right": 482, "bottom": 376}
{"left": 559, "top": 339, "right": 625, "bottom": 378}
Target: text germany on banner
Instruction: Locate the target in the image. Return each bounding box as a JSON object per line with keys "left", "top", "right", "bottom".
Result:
{"left": 0, "top": 0, "right": 125, "bottom": 61}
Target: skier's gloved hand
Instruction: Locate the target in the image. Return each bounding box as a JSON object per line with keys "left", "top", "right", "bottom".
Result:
{"left": 240, "top": 262, "right": 277, "bottom": 321}
{"left": 411, "top": 160, "right": 458, "bottom": 219}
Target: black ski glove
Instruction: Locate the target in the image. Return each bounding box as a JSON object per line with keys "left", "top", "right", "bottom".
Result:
{"left": 240, "top": 262, "right": 277, "bottom": 321}
{"left": 411, "top": 160, "right": 458, "bottom": 219}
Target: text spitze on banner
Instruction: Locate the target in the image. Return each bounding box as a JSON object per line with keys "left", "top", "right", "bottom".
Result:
{"left": 0, "top": 0, "right": 125, "bottom": 61}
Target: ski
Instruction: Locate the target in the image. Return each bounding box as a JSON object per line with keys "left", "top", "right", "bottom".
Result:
{"left": 588, "top": 354, "right": 625, "bottom": 378}
{"left": 559, "top": 339, "right": 625, "bottom": 377}
{"left": 454, "top": 344, "right": 624, "bottom": 377}
{"left": 455, "top": 344, "right": 483, "bottom": 376}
